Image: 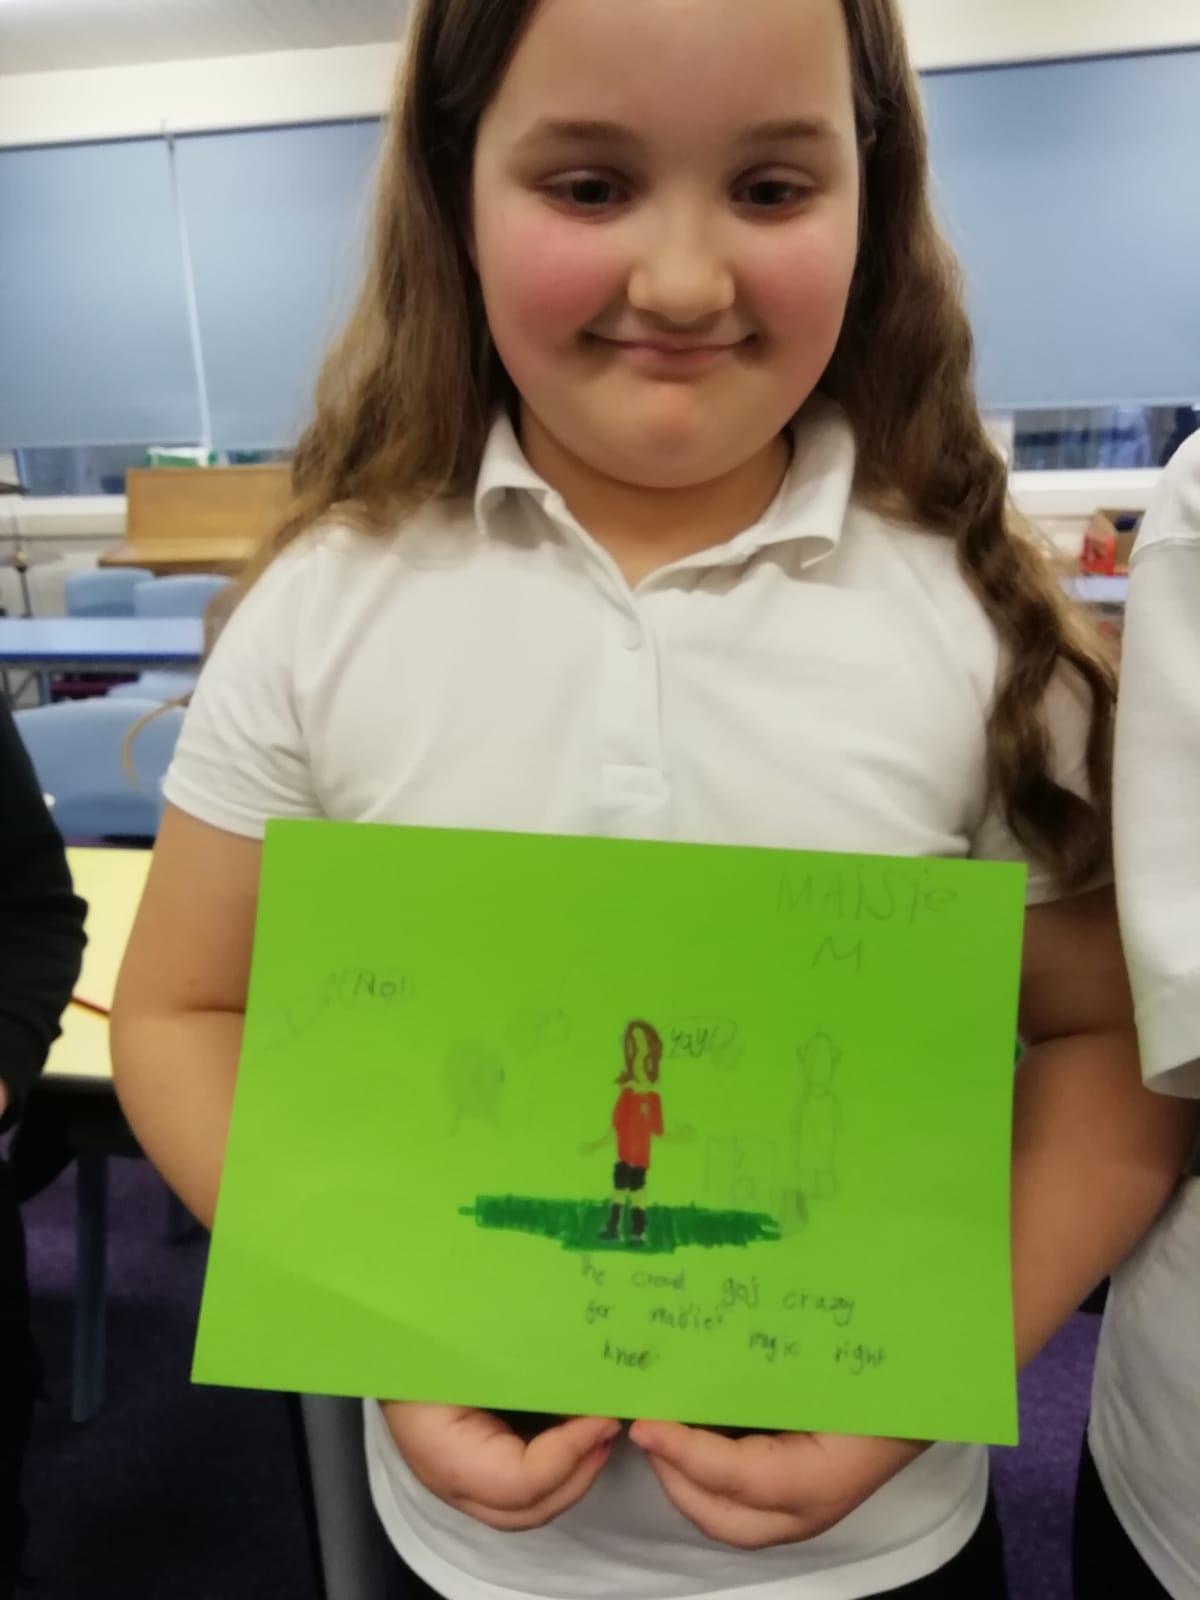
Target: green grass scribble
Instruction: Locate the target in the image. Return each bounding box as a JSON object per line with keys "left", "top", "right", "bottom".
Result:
{"left": 459, "top": 1196, "right": 780, "bottom": 1255}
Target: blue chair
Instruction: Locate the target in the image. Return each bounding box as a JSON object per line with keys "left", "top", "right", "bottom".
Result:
{"left": 15, "top": 697, "right": 189, "bottom": 1422}
{"left": 64, "top": 567, "right": 155, "bottom": 619}
{"left": 134, "top": 574, "right": 231, "bottom": 619}
{"left": 108, "top": 671, "right": 198, "bottom": 704}
{"left": 14, "top": 698, "right": 183, "bottom": 839}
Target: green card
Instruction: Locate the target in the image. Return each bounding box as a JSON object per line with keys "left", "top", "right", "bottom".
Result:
{"left": 195, "top": 821, "right": 1025, "bottom": 1446}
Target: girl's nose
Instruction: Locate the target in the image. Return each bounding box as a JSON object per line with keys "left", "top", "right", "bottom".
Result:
{"left": 626, "top": 206, "right": 737, "bottom": 326}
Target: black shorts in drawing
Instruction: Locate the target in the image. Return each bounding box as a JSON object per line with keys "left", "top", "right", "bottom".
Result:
{"left": 613, "top": 1161, "right": 647, "bottom": 1193}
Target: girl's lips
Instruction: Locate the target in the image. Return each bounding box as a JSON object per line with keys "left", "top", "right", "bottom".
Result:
{"left": 597, "top": 337, "right": 746, "bottom": 369}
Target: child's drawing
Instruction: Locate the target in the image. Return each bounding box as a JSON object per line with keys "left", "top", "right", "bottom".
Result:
{"left": 442, "top": 1041, "right": 506, "bottom": 1134}
{"left": 704, "top": 1136, "right": 778, "bottom": 1216}
{"left": 506, "top": 1006, "right": 572, "bottom": 1056}
{"left": 778, "top": 1033, "right": 842, "bottom": 1232}
{"left": 595, "top": 1019, "right": 664, "bottom": 1247}
{"left": 459, "top": 1019, "right": 779, "bottom": 1257}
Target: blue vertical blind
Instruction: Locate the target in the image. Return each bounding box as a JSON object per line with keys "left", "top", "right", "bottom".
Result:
{"left": 924, "top": 49, "right": 1200, "bottom": 410}
{"left": 0, "top": 138, "right": 201, "bottom": 448}
{"left": 174, "top": 121, "right": 383, "bottom": 451}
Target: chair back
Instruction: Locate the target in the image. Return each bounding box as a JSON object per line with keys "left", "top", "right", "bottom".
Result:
{"left": 299, "top": 1395, "right": 393, "bottom": 1600}
{"left": 107, "top": 671, "right": 199, "bottom": 704}
{"left": 15, "top": 699, "right": 184, "bottom": 838}
{"left": 133, "top": 574, "right": 231, "bottom": 619}
{"left": 64, "top": 567, "right": 155, "bottom": 618}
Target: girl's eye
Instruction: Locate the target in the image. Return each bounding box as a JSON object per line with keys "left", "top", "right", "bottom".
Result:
{"left": 547, "top": 176, "right": 626, "bottom": 211}
{"left": 739, "top": 178, "right": 812, "bottom": 212}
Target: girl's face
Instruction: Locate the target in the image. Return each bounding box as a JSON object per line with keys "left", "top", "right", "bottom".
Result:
{"left": 472, "top": 0, "right": 862, "bottom": 494}
{"left": 629, "top": 1028, "right": 650, "bottom": 1084}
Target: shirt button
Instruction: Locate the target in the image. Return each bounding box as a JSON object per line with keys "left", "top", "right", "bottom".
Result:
{"left": 622, "top": 626, "right": 643, "bottom": 652}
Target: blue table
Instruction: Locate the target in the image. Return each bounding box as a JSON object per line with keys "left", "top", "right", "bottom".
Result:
{"left": 0, "top": 617, "right": 205, "bottom": 705}
{"left": 0, "top": 617, "right": 204, "bottom": 676}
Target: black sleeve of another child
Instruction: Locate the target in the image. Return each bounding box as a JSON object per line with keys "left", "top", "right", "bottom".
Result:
{"left": 0, "top": 699, "right": 87, "bottom": 1131}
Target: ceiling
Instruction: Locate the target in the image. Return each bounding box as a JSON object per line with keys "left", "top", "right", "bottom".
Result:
{"left": 0, "top": 0, "right": 410, "bottom": 75}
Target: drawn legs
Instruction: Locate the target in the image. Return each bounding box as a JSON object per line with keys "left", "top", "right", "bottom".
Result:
{"left": 599, "top": 1162, "right": 647, "bottom": 1244}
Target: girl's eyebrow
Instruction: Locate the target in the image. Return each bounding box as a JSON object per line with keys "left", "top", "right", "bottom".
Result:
{"left": 516, "top": 116, "right": 838, "bottom": 152}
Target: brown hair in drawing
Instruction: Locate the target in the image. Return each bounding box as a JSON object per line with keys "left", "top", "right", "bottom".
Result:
{"left": 616, "top": 1020, "right": 663, "bottom": 1086}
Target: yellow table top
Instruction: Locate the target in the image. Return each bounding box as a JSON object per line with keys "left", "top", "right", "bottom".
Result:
{"left": 42, "top": 847, "right": 151, "bottom": 1088}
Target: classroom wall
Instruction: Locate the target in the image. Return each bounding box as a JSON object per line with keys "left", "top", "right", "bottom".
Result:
{"left": 902, "top": 0, "right": 1200, "bottom": 73}
{"left": 4, "top": 44, "right": 1197, "bottom": 453}
{"left": 3, "top": 3, "right": 1200, "bottom": 147}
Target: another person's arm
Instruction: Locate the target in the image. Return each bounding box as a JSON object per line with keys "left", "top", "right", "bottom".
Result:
{"left": 1113, "top": 434, "right": 1200, "bottom": 1097}
{"left": 0, "top": 700, "right": 87, "bottom": 1130}
{"left": 1009, "top": 889, "right": 1198, "bottom": 1364}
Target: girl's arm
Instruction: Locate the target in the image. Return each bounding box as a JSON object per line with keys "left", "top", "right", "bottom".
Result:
{"left": 114, "top": 805, "right": 621, "bottom": 1527}
{"left": 1012, "top": 884, "right": 1199, "bottom": 1365}
{"left": 111, "top": 806, "right": 261, "bottom": 1227}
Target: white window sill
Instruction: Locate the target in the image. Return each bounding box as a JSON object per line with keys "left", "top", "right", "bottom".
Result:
{"left": 2, "top": 468, "right": 1162, "bottom": 546}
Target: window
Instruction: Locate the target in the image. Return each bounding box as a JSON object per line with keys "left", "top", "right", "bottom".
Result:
{"left": 1002, "top": 405, "right": 1199, "bottom": 471}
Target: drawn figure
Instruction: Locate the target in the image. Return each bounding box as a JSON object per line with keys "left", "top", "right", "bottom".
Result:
{"left": 704, "top": 1136, "right": 778, "bottom": 1215}
{"left": 442, "top": 1041, "right": 506, "bottom": 1134}
{"left": 792, "top": 1033, "right": 842, "bottom": 1199}
{"left": 593, "top": 1021, "right": 664, "bottom": 1248}
{"left": 506, "top": 1006, "right": 572, "bottom": 1056}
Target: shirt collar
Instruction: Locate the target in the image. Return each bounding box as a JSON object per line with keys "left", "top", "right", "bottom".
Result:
{"left": 474, "top": 398, "right": 856, "bottom": 571}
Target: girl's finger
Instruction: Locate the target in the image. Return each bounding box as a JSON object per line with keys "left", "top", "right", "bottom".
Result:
{"left": 645, "top": 1452, "right": 803, "bottom": 1550}
{"left": 384, "top": 1404, "right": 520, "bottom": 1501}
{"left": 456, "top": 1433, "right": 618, "bottom": 1530}
{"left": 469, "top": 1413, "right": 622, "bottom": 1512}
{"left": 630, "top": 1420, "right": 758, "bottom": 1500}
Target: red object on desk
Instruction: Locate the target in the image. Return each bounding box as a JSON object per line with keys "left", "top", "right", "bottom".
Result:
{"left": 70, "top": 995, "right": 110, "bottom": 1020}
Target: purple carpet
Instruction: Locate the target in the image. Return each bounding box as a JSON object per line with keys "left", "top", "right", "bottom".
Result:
{"left": 18, "top": 1157, "right": 1096, "bottom": 1598}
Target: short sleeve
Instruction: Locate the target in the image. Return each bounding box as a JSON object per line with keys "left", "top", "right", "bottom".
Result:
{"left": 1113, "top": 435, "right": 1200, "bottom": 1095}
{"left": 162, "top": 544, "right": 321, "bottom": 839}
{"left": 970, "top": 665, "right": 1107, "bottom": 907}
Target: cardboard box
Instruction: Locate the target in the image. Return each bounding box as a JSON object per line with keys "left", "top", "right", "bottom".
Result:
{"left": 1081, "top": 509, "right": 1142, "bottom": 576}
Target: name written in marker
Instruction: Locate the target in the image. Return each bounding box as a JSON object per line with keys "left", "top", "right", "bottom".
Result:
{"left": 778, "top": 864, "right": 959, "bottom": 927}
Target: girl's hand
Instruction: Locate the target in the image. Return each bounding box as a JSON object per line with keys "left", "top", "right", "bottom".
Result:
{"left": 382, "top": 1402, "right": 621, "bottom": 1531}
{"left": 629, "top": 1424, "right": 926, "bottom": 1548}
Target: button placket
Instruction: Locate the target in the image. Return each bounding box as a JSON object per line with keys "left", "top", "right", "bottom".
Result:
{"left": 599, "top": 597, "right": 665, "bottom": 800}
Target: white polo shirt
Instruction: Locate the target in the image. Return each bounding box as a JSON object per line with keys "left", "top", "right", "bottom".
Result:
{"left": 166, "top": 401, "right": 1091, "bottom": 1600}
{"left": 1089, "top": 431, "right": 1200, "bottom": 1600}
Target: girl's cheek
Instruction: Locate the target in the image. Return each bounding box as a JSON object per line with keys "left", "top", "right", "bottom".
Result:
{"left": 484, "top": 208, "right": 625, "bottom": 339}
{"left": 746, "top": 229, "right": 858, "bottom": 350}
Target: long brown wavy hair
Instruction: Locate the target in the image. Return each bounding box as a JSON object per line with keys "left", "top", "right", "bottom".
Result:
{"left": 239, "top": 0, "right": 1115, "bottom": 894}
{"left": 617, "top": 1022, "right": 664, "bottom": 1087}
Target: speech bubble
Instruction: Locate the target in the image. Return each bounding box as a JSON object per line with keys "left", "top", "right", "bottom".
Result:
{"left": 665, "top": 1016, "right": 739, "bottom": 1062}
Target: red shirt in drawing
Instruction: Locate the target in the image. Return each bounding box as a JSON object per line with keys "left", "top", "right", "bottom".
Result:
{"left": 613, "top": 1088, "right": 663, "bottom": 1170}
